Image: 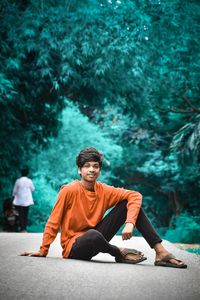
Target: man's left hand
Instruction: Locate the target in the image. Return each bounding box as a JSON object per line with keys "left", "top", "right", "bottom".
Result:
{"left": 122, "top": 223, "right": 134, "bottom": 240}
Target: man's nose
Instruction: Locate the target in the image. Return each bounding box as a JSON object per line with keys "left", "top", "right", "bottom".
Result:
{"left": 89, "top": 166, "right": 95, "bottom": 171}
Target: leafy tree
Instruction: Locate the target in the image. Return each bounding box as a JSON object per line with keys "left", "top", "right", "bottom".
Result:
{"left": 1, "top": 0, "right": 200, "bottom": 241}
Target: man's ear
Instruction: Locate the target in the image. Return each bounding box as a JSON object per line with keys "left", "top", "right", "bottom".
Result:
{"left": 78, "top": 167, "right": 81, "bottom": 174}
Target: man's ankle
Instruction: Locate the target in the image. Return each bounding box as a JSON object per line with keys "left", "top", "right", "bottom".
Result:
{"left": 153, "top": 242, "right": 166, "bottom": 254}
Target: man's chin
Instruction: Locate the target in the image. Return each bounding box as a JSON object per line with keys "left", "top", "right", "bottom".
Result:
{"left": 86, "top": 176, "right": 97, "bottom": 182}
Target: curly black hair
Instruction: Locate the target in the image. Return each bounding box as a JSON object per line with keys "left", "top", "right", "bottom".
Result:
{"left": 76, "top": 147, "right": 103, "bottom": 169}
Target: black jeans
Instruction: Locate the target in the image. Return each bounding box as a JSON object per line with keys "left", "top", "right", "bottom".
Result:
{"left": 69, "top": 200, "right": 162, "bottom": 260}
{"left": 15, "top": 205, "right": 29, "bottom": 231}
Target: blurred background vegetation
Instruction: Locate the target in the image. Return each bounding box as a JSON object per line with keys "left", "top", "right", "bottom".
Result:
{"left": 0, "top": 0, "right": 200, "bottom": 243}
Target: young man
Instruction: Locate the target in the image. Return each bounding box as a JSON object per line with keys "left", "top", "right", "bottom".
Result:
{"left": 21, "top": 147, "right": 187, "bottom": 268}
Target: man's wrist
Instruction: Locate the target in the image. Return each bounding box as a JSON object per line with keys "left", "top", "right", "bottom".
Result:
{"left": 125, "top": 222, "right": 135, "bottom": 227}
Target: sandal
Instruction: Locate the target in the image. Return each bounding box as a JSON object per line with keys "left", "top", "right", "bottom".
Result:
{"left": 115, "top": 248, "right": 147, "bottom": 264}
{"left": 154, "top": 253, "right": 187, "bottom": 268}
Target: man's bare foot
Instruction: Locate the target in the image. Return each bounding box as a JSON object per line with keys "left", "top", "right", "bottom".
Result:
{"left": 155, "top": 251, "right": 186, "bottom": 267}
{"left": 118, "top": 247, "right": 145, "bottom": 262}
{"left": 154, "top": 243, "right": 187, "bottom": 267}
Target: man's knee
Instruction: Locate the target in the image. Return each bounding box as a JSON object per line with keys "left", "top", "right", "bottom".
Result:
{"left": 86, "top": 229, "right": 104, "bottom": 243}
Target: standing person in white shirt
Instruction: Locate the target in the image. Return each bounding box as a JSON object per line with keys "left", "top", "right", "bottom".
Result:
{"left": 13, "top": 167, "right": 35, "bottom": 232}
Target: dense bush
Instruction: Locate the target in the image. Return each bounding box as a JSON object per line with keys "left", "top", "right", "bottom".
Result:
{"left": 165, "top": 213, "right": 200, "bottom": 243}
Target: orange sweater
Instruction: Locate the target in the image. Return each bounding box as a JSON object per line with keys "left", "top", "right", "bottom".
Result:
{"left": 40, "top": 180, "right": 142, "bottom": 258}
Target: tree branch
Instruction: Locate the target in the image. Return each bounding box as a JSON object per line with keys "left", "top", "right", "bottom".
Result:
{"left": 156, "top": 92, "right": 200, "bottom": 114}
{"left": 156, "top": 107, "right": 200, "bottom": 114}
{"left": 178, "top": 94, "right": 200, "bottom": 112}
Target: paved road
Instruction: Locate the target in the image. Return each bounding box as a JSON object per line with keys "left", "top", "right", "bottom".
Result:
{"left": 0, "top": 233, "right": 199, "bottom": 300}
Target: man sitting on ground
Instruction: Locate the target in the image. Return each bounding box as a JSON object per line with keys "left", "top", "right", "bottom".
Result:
{"left": 21, "top": 147, "right": 187, "bottom": 268}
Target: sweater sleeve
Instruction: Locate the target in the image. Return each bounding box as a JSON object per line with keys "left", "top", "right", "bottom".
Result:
{"left": 102, "top": 184, "right": 142, "bottom": 226}
{"left": 39, "top": 186, "right": 70, "bottom": 256}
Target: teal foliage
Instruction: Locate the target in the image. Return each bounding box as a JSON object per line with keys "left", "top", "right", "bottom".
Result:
{"left": 171, "top": 116, "right": 200, "bottom": 162}
{"left": 165, "top": 213, "right": 200, "bottom": 243}
{"left": 0, "top": 0, "right": 200, "bottom": 242}
{"left": 186, "top": 248, "right": 200, "bottom": 255}
{"left": 25, "top": 176, "right": 57, "bottom": 232}
{"left": 31, "top": 100, "right": 123, "bottom": 191}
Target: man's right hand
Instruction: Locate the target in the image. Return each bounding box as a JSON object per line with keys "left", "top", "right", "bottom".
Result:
{"left": 19, "top": 251, "right": 46, "bottom": 257}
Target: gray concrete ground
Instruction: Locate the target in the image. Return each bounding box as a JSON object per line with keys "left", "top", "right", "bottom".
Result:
{"left": 0, "top": 233, "right": 200, "bottom": 300}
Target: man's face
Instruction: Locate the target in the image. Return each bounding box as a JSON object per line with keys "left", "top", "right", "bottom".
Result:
{"left": 78, "top": 161, "right": 100, "bottom": 182}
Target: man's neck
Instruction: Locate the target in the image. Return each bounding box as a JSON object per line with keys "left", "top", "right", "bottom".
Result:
{"left": 80, "top": 179, "right": 95, "bottom": 192}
